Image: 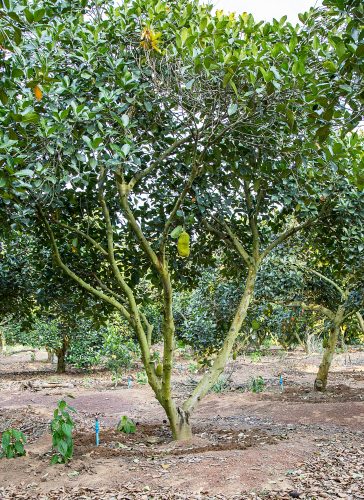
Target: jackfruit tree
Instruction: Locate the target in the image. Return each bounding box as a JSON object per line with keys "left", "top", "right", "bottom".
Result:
{"left": 0, "top": 0, "right": 363, "bottom": 439}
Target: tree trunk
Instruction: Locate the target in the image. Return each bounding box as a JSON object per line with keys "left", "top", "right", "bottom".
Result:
{"left": 165, "top": 405, "right": 192, "bottom": 440}
{"left": 356, "top": 312, "right": 364, "bottom": 334}
{"left": 304, "top": 331, "right": 314, "bottom": 354}
{"left": 314, "top": 313, "right": 342, "bottom": 391}
{"left": 0, "top": 330, "right": 5, "bottom": 352}
{"left": 56, "top": 337, "right": 68, "bottom": 373}
{"left": 183, "top": 267, "right": 257, "bottom": 415}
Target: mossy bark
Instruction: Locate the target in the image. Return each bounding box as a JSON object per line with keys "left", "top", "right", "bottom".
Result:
{"left": 314, "top": 308, "right": 343, "bottom": 391}
{"left": 183, "top": 267, "right": 257, "bottom": 415}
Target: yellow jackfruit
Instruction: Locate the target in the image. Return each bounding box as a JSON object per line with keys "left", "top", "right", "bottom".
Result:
{"left": 155, "top": 363, "right": 163, "bottom": 377}
{"left": 33, "top": 85, "right": 43, "bottom": 101}
{"left": 177, "top": 231, "right": 190, "bottom": 258}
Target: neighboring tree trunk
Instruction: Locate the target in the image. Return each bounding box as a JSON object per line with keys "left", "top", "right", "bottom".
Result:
{"left": 47, "top": 350, "right": 55, "bottom": 363}
{"left": 356, "top": 312, "right": 364, "bottom": 334}
{"left": 0, "top": 330, "right": 6, "bottom": 352}
{"left": 314, "top": 307, "right": 344, "bottom": 391}
{"left": 56, "top": 336, "right": 69, "bottom": 374}
{"left": 304, "top": 331, "right": 315, "bottom": 354}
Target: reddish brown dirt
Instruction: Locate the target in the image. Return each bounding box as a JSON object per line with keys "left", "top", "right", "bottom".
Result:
{"left": 0, "top": 348, "right": 363, "bottom": 499}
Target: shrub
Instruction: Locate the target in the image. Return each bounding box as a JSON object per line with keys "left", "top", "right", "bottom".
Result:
{"left": 117, "top": 416, "right": 136, "bottom": 434}
{"left": 249, "top": 376, "right": 265, "bottom": 393}
{"left": 0, "top": 429, "right": 26, "bottom": 459}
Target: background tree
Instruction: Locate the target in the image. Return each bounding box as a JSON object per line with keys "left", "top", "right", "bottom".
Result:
{"left": 258, "top": 184, "right": 364, "bottom": 390}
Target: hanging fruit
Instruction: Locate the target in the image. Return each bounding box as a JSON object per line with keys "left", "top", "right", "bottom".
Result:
{"left": 177, "top": 231, "right": 190, "bottom": 258}
{"left": 33, "top": 85, "right": 43, "bottom": 101}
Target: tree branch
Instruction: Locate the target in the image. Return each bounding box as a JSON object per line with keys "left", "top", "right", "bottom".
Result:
{"left": 243, "top": 180, "right": 259, "bottom": 260}
{"left": 116, "top": 179, "right": 162, "bottom": 273}
{"left": 260, "top": 198, "right": 333, "bottom": 260}
{"left": 292, "top": 262, "right": 346, "bottom": 299}
{"left": 221, "top": 219, "right": 252, "bottom": 266}
{"left": 37, "top": 206, "right": 131, "bottom": 322}
{"left": 278, "top": 300, "right": 336, "bottom": 321}
{"left": 159, "top": 163, "right": 200, "bottom": 255}
{"left": 53, "top": 220, "right": 108, "bottom": 257}
{"left": 128, "top": 135, "right": 190, "bottom": 190}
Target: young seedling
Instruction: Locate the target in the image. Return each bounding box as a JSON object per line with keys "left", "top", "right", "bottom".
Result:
{"left": 0, "top": 429, "right": 26, "bottom": 459}
{"left": 50, "top": 399, "right": 76, "bottom": 464}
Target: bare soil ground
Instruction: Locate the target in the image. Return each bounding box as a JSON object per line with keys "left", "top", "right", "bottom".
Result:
{"left": 0, "top": 348, "right": 363, "bottom": 499}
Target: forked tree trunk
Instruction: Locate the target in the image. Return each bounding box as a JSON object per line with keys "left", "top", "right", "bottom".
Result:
{"left": 314, "top": 308, "right": 343, "bottom": 391}
{"left": 149, "top": 267, "right": 257, "bottom": 440}
{"left": 166, "top": 406, "right": 192, "bottom": 440}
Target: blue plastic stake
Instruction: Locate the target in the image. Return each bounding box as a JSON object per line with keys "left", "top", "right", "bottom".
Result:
{"left": 127, "top": 376, "right": 133, "bottom": 389}
{"left": 279, "top": 374, "right": 284, "bottom": 392}
{"left": 95, "top": 417, "right": 100, "bottom": 446}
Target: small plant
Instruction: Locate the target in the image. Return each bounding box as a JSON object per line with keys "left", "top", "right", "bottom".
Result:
{"left": 210, "top": 375, "right": 229, "bottom": 393}
{"left": 111, "top": 369, "right": 123, "bottom": 388}
{"left": 151, "top": 351, "right": 161, "bottom": 362}
{"left": 30, "top": 352, "right": 35, "bottom": 362}
{"left": 187, "top": 362, "right": 198, "bottom": 374}
{"left": 249, "top": 376, "right": 265, "bottom": 393}
{"left": 0, "top": 429, "right": 26, "bottom": 459}
{"left": 50, "top": 399, "right": 76, "bottom": 464}
{"left": 249, "top": 351, "right": 262, "bottom": 363}
{"left": 136, "top": 370, "right": 148, "bottom": 385}
{"left": 117, "top": 416, "right": 136, "bottom": 434}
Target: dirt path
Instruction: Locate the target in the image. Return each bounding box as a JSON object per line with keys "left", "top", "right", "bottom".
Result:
{"left": 0, "top": 349, "right": 363, "bottom": 499}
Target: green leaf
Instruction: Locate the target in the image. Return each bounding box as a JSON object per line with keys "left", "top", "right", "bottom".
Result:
{"left": 121, "top": 114, "right": 129, "bottom": 127}
{"left": 51, "top": 454, "right": 60, "bottom": 464}
{"left": 286, "top": 109, "right": 295, "bottom": 130}
{"left": 229, "top": 79, "right": 238, "bottom": 98}
{"left": 92, "top": 137, "right": 103, "bottom": 149}
{"left": 24, "top": 8, "right": 34, "bottom": 23}
{"left": 0, "top": 89, "right": 8, "bottom": 105}
{"left": 323, "top": 61, "right": 337, "bottom": 73}
{"left": 227, "top": 103, "right": 238, "bottom": 116}
{"left": 356, "top": 44, "right": 364, "bottom": 58}
{"left": 170, "top": 225, "right": 184, "bottom": 239}
{"left": 121, "top": 144, "right": 130, "bottom": 157}
{"left": 181, "top": 27, "right": 189, "bottom": 44}
{"left": 33, "top": 8, "right": 46, "bottom": 22}
{"left": 15, "top": 169, "right": 34, "bottom": 178}
{"left": 316, "top": 125, "right": 330, "bottom": 142}
{"left": 334, "top": 40, "right": 346, "bottom": 59}
{"left": 61, "top": 423, "right": 73, "bottom": 437}
{"left": 21, "top": 111, "right": 39, "bottom": 123}
{"left": 251, "top": 320, "right": 260, "bottom": 330}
